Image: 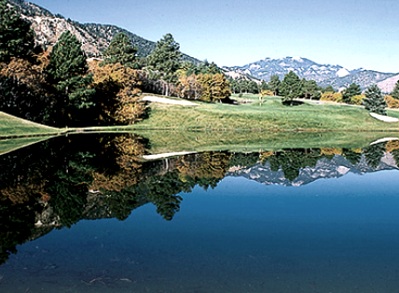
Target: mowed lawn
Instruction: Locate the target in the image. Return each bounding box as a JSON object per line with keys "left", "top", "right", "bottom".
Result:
{"left": 134, "top": 95, "right": 399, "bottom": 132}
{"left": 0, "top": 111, "right": 61, "bottom": 138}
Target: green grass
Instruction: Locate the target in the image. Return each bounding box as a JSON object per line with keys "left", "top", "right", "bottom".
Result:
{"left": 1, "top": 95, "right": 399, "bottom": 154}
{"left": 0, "top": 111, "right": 63, "bottom": 138}
{"left": 133, "top": 95, "right": 399, "bottom": 132}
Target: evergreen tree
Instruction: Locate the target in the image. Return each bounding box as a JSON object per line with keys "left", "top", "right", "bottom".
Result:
{"left": 46, "top": 31, "right": 95, "bottom": 126}
{"left": 146, "top": 33, "right": 182, "bottom": 95}
{"left": 390, "top": 80, "right": 399, "bottom": 100}
{"left": 323, "top": 85, "right": 336, "bottom": 93}
{"left": 301, "top": 79, "right": 321, "bottom": 100}
{"left": 102, "top": 32, "right": 138, "bottom": 68}
{"left": 342, "top": 83, "right": 361, "bottom": 104}
{"left": 362, "top": 84, "right": 386, "bottom": 115}
{"left": 280, "top": 71, "right": 302, "bottom": 104}
{"left": 269, "top": 74, "right": 281, "bottom": 96}
{"left": 0, "top": 0, "right": 35, "bottom": 62}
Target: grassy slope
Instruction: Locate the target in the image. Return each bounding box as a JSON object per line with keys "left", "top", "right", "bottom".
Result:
{"left": 0, "top": 111, "right": 62, "bottom": 138}
{"left": 134, "top": 95, "right": 399, "bottom": 132}
{"left": 1, "top": 96, "right": 399, "bottom": 153}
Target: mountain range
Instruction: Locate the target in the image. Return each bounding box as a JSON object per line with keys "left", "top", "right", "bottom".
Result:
{"left": 223, "top": 56, "right": 399, "bottom": 91}
{"left": 9, "top": 0, "right": 399, "bottom": 92}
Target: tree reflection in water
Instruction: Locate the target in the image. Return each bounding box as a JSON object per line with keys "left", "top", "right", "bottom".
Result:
{"left": 0, "top": 135, "right": 398, "bottom": 265}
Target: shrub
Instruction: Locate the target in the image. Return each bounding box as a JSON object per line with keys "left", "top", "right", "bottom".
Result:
{"left": 350, "top": 94, "right": 365, "bottom": 105}
{"left": 320, "top": 92, "right": 343, "bottom": 103}
{"left": 385, "top": 95, "right": 399, "bottom": 109}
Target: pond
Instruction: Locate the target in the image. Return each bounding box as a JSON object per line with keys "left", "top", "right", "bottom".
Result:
{"left": 1, "top": 134, "right": 399, "bottom": 292}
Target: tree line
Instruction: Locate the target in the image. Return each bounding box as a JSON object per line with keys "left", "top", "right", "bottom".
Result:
{"left": 1, "top": 0, "right": 398, "bottom": 127}
{"left": 0, "top": 0, "right": 232, "bottom": 127}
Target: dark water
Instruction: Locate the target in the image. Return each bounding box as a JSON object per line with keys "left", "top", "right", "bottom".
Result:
{"left": 1, "top": 134, "right": 399, "bottom": 292}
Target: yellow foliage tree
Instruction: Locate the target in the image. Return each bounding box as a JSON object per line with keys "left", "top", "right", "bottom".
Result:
{"left": 89, "top": 61, "right": 147, "bottom": 124}
{"left": 196, "top": 73, "right": 231, "bottom": 102}
{"left": 320, "top": 91, "right": 343, "bottom": 103}
{"left": 350, "top": 94, "right": 365, "bottom": 105}
{"left": 177, "top": 73, "right": 201, "bottom": 100}
{"left": 385, "top": 95, "right": 399, "bottom": 109}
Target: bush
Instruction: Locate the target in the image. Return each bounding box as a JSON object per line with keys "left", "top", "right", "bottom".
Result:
{"left": 385, "top": 95, "right": 399, "bottom": 109}
{"left": 350, "top": 94, "right": 365, "bottom": 105}
{"left": 320, "top": 92, "right": 343, "bottom": 103}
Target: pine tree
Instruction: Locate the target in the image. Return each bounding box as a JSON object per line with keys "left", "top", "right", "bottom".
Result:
{"left": 362, "top": 84, "right": 386, "bottom": 115}
{"left": 390, "top": 80, "right": 399, "bottom": 100}
{"left": 301, "top": 79, "right": 321, "bottom": 100}
{"left": 46, "top": 31, "right": 95, "bottom": 125}
{"left": 342, "top": 83, "right": 361, "bottom": 104}
{"left": 269, "top": 74, "right": 281, "bottom": 96}
{"left": 280, "top": 71, "right": 302, "bottom": 104}
{"left": 146, "top": 33, "right": 182, "bottom": 95}
{"left": 102, "top": 32, "right": 138, "bottom": 68}
{"left": 0, "top": 0, "right": 35, "bottom": 62}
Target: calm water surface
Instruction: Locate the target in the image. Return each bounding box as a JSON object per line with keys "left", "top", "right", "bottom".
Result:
{"left": 1, "top": 135, "right": 399, "bottom": 292}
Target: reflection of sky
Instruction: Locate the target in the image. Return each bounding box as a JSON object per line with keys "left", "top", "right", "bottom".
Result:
{"left": 2, "top": 171, "right": 399, "bottom": 292}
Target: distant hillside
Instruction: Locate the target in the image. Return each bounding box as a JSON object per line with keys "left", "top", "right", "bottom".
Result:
{"left": 377, "top": 74, "right": 399, "bottom": 93}
{"left": 223, "top": 57, "right": 397, "bottom": 90}
{"left": 9, "top": 0, "right": 200, "bottom": 63}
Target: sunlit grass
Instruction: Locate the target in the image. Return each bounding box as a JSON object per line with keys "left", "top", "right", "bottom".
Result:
{"left": 133, "top": 95, "right": 399, "bottom": 132}
{"left": 0, "top": 111, "right": 62, "bottom": 138}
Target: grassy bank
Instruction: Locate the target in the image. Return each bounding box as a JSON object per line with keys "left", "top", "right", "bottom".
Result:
{"left": 133, "top": 95, "right": 399, "bottom": 132}
{"left": 0, "top": 111, "right": 63, "bottom": 138}
{"left": 1, "top": 95, "right": 399, "bottom": 153}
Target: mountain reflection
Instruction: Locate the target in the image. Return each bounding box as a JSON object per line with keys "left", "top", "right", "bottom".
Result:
{"left": 1, "top": 134, "right": 399, "bottom": 265}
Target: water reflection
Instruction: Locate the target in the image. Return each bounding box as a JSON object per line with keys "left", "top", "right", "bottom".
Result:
{"left": 1, "top": 135, "right": 399, "bottom": 292}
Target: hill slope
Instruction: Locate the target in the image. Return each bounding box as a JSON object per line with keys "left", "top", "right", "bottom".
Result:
{"left": 9, "top": 0, "right": 200, "bottom": 63}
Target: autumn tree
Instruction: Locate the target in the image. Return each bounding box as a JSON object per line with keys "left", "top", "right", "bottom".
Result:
{"left": 196, "top": 73, "right": 231, "bottom": 102}
{"left": 45, "top": 31, "right": 95, "bottom": 126}
{"left": 342, "top": 83, "right": 361, "bottom": 104}
{"left": 362, "top": 84, "right": 386, "bottom": 115}
{"left": 0, "top": 56, "right": 51, "bottom": 122}
{"left": 90, "top": 61, "right": 147, "bottom": 125}
{"left": 0, "top": 0, "right": 35, "bottom": 62}
{"left": 146, "top": 33, "right": 182, "bottom": 96}
{"left": 102, "top": 32, "right": 138, "bottom": 68}
{"left": 177, "top": 73, "right": 201, "bottom": 100}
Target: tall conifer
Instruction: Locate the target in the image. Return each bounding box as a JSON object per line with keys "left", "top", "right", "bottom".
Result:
{"left": 0, "top": 0, "right": 35, "bottom": 62}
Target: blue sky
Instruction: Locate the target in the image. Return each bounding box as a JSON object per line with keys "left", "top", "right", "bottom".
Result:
{"left": 29, "top": 0, "right": 399, "bottom": 73}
